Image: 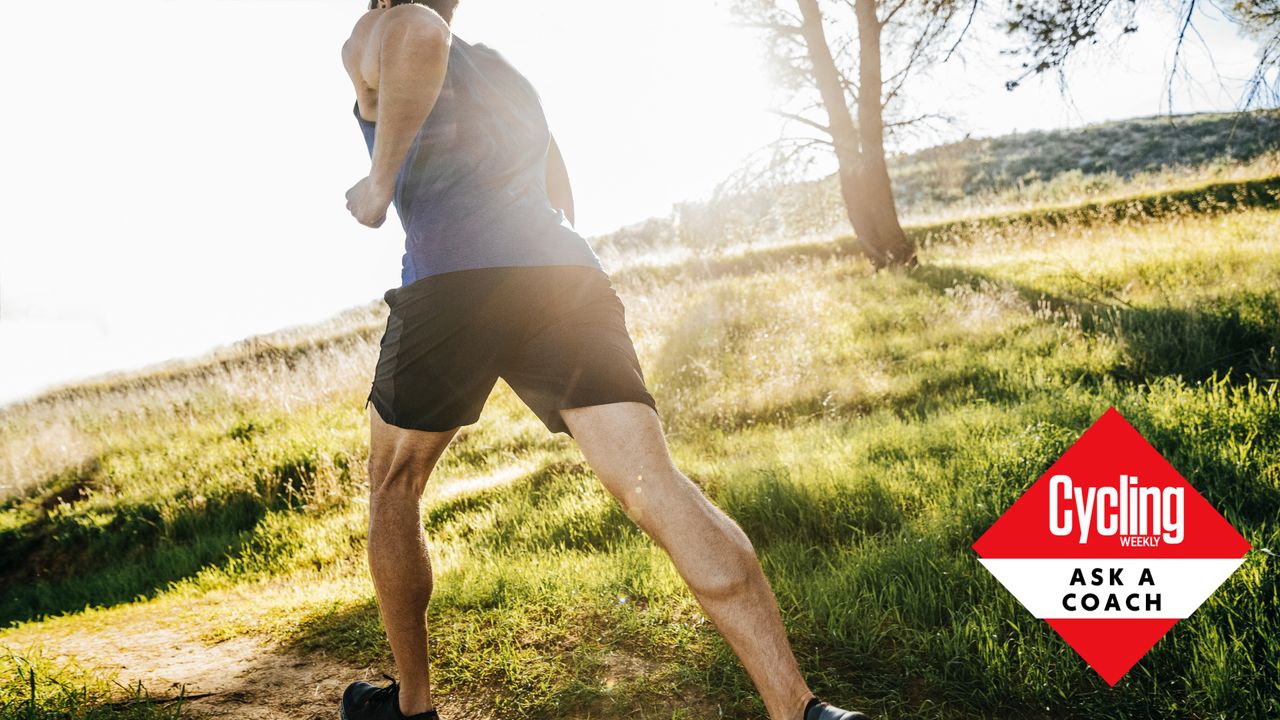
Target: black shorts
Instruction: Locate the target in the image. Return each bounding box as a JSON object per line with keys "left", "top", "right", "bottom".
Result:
{"left": 366, "top": 264, "right": 658, "bottom": 438}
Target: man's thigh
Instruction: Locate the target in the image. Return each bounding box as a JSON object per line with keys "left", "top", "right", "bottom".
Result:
{"left": 560, "top": 401, "right": 685, "bottom": 514}
{"left": 560, "top": 401, "right": 670, "bottom": 480}
{"left": 562, "top": 401, "right": 732, "bottom": 554}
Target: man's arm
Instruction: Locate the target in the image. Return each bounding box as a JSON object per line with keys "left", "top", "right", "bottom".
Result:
{"left": 546, "top": 133, "right": 575, "bottom": 227}
{"left": 342, "top": 22, "right": 378, "bottom": 123}
{"left": 344, "top": 6, "right": 451, "bottom": 228}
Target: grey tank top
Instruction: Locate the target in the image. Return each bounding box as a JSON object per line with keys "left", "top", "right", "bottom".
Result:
{"left": 355, "top": 36, "right": 604, "bottom": 287}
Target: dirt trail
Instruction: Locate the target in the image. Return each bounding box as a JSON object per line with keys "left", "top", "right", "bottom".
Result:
{"left": 2, "top": 594, "right": 717, "bottom": 720}
{"left": 1, "top": 597, "right": 492, "bottom": 720}
{"left": 0, "top": 460, "right": 711, "bottom": 720}
{"left": 0, "top": 467, "right": 543, "bottom": 718}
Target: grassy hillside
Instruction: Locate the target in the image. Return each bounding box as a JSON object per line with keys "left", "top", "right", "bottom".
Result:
{"left": 2, "top": 184, "right": 1279, "bottom": 716}
{"left": 892, "top": 109, "right": 1280, "bottom": 207}
{"left": 593, "top": 109, "right": 1280, "bottom": 264}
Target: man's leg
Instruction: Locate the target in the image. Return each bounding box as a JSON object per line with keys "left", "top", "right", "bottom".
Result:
{"left": 560, "top": 401, "right": 817, "bottom": 720}
{"left": 366, "top": 404, "right": 459, "bottom": 716}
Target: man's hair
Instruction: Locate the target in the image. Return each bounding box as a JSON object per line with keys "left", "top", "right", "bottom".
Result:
{"left": 368, "top": 0, "right": 459, "bottom": 23}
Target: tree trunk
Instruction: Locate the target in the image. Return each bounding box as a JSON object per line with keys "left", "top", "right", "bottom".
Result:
{"left": 838, "top": 164, "right": 915, "bottom": 268}
{"left": 797, "top": 0, "right": 917, "bottom": 269}
{"left": 852, "top": 0, "right": 916, "bottom": 268}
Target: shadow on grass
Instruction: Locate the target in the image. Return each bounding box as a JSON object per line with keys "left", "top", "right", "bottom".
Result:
{"left": 719, "top": 472, "right": 914, "bottom": 550}
{"left": 1, "top": 506, "right": 263, "bottom": 628}
{"left": 277, "top": 590, "right": 729, "bottom": 720}
{"left": 285, "top": 596, "right": 387, "bottom": 665}
{"left": 908, "top": 264, "right": 1280, "bottom": 384}
{"left": 0, "top": 448, "right": 359, "bottom": 627}
{"left": 909, "top": 264, "right": 1280, "bottom": 526}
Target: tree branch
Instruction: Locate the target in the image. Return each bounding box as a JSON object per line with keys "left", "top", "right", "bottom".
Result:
{"left": 883, "top": 112, "right": 946, "bottom": 129}
{"left": 943, "top": 0, "right": 980, "bottom": 62}
{"left": 771, "top": 109, "right": 835, "bottom": 135}
{"left": 730, "top": 20, "right": 805, "bottom": 35}
{"left": 1166, "top": 0, "right": 1200, "bottom": 114}
{"left": 880, "top": 0, "right": 912, "bottom": 27}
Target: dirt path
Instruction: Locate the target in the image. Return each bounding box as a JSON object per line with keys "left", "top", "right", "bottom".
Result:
{"left": 0, "top": 467, "right": 548, "bottom": 718}
{"left": 1, "top": 594, "right": 494, "bottom": 720}
{"left": 0, "top": 459, "right": 713, "bottom": 720}
{"left": 2, "top": 603, "right": 693, "bottom": 719}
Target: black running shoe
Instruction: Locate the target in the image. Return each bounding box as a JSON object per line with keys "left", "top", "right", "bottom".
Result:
{"left": 805, "top": 697, "right": 871, "bottom": 720}
{"left": 341, "top": 674, "right": 439, "bottom": 720}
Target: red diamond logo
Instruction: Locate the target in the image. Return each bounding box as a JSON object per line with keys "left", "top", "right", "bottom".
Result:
{"left": 973, "top": 408, "right": 1250, "bottom": 685}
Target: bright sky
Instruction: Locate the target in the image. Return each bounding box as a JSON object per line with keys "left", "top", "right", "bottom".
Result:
{"left": 0, "top": 0, "right": 1267, "bottom": 406}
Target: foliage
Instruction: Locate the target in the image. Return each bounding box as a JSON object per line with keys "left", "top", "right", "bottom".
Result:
{"left": 1002, "top": 0, "right": 1280, "bottom": 106}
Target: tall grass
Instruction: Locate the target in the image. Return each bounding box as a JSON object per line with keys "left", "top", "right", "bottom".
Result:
{"left": 2, "top": 197, "right": 1278, "bottom": 717}
{"left": 0, "top": 650, "right": 188, "bottom": 720}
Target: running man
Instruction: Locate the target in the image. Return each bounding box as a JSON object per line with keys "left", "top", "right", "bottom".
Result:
{"left": 340, "top": 2, "right": 868, "bottom": 719}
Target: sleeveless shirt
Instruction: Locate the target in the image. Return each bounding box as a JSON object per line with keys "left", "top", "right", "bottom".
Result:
{"left": 354, "top": 36, "right": 604, "bottom": 287}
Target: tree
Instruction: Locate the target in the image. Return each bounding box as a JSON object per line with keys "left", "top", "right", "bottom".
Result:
{"left": 1230, "top": 0, "right": 1280, "bottom": 106}
{"left": 1002, "top": 0, "right": 1280, "bottom": 108}
{"left": 731, "top": 0, "right": 971, "bottom": 269}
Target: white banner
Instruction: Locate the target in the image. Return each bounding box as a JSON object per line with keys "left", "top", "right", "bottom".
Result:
{"left": 978, "top": 558, "right": 1245, "bottom": 619}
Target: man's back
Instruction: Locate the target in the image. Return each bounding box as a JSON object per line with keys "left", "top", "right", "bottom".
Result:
{"left": 347, "top": 7, "right": 602, "bottom": 286}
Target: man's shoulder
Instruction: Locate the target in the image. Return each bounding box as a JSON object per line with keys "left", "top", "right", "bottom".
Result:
{"left": 375, "top": 4, "right": 451, "bottom": 40}
{"left": 343, "top": 11, "right": 381, "bottom": 62}
{"left": 346, "top": 7, "right": 450, "bottom": 55}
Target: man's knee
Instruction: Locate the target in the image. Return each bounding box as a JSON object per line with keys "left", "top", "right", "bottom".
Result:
{"left": 368, "top": 443, "right": 435, "bottom": 500}
{"left": 367, "top": 420, "right": 457, "bottom": 500}
{"left": 686, "top": 513, "right": 758, "bottom": 601}
{"left": 624, "top": 478, "right": 758, "bottom": 599}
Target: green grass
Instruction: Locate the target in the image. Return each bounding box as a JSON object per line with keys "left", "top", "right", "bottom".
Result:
{"left": 0, "top": 650, "right": 189, "bottom": 719}
{"left": 1, "top": 193, "right": 1278, "bottom": 717}
{"left": 908, "top": 174, "right": 1280, "bottom": 248}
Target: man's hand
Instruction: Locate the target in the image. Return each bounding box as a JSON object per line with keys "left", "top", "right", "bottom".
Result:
{"left": 345, "top": 176, "right": 394, "bottom": 228}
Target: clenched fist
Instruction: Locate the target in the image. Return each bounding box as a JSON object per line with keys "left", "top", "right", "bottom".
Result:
{"left": 345, "top": 177, "right": 394, "bottom": 228}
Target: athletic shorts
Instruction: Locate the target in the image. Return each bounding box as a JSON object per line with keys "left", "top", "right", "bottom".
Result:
{"left": 366, "top": 264, "right": 659, "bottom": 438}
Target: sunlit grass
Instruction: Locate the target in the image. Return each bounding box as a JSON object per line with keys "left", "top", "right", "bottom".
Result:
{"left": 0, "top": 649, "right": 188, "bottom": 720}
{"left": 899, "top": 149, "right": 1280, "bottom": 224}
{"left": 1, "top": 190, "right": 1278, "bottom": 717}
